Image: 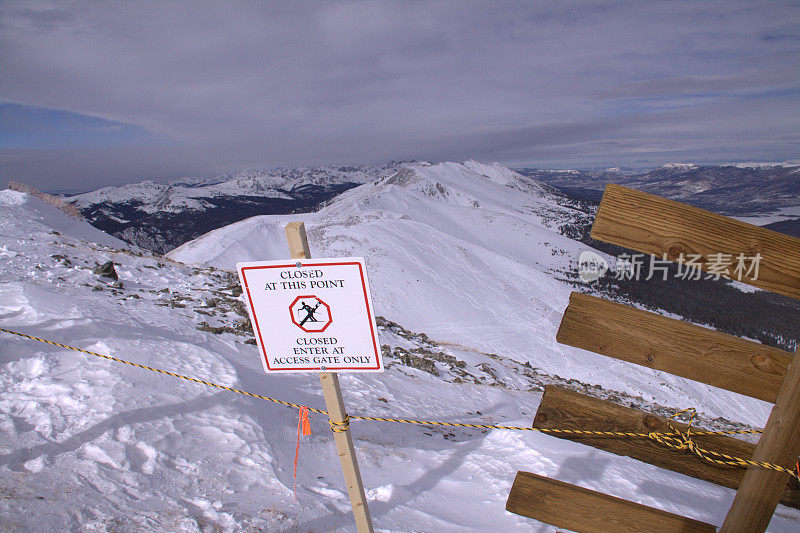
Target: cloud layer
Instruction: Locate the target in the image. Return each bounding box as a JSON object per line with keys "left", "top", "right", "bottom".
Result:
{"left": 1, "top": 1, "right": 798, "bottom": 190}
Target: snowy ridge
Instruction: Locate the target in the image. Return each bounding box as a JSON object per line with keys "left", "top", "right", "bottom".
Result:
{"left": 0, "top": 190, "right": 127, "bottom": 248}
{"left": 169, "top": 161, "right": 776, "bottom": 426}
{"left": 658, "top": 162, "right": 699, "bottom": 170}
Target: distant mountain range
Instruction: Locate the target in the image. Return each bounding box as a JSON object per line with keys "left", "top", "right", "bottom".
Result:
{"left": 518, "top": 163, "right": 800, "bottom": 238}
{"left": 67, "top": 163, "right": 406, "bottom": 253}
{"left": 68, "top": 161, "right": 800, "bottom": 254}
{"left": 518, "top": 163, "right": 800, "bottom": 214}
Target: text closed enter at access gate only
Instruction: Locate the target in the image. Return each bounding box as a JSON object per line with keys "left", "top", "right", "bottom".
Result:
{"left": 237, "top": 257, "right": 383, "bottom": 373}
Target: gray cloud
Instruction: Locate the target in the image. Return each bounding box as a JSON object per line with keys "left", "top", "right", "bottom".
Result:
{"left": 1, "top": 0, "right": 799, "bottom": 191}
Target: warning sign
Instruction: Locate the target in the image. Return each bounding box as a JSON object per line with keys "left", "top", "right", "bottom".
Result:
{"left": 237, "top": 257, "right": 383, "bottom": 373}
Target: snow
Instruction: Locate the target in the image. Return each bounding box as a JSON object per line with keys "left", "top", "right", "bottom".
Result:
{"left": 728, "top": 280, "right": 764, "bottom": 294}
{"left": 2, "top": 182, "right": 799, "bottom": 531}
{"left": 726, "top": 160, "right": 800, "bottom": 169}
{"left": 1, "top": 189, "right": 28, "bottom": 206}
{"left": 732, "top": 205, "right": 800, "bottom": 226}
{"left": 0, "top": 190, "right": 128, "bottom": 249}
{"left": 659, "top": 163, "right": 699, "bottom": 170}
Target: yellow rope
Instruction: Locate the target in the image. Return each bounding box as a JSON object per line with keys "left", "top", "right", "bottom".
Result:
{"left": 645, "top": 408, "right": 800, "bottom": 481}
{"left": 329, "top": 419, "right": 350, "bottom": 433}
{"left": 2, "top": 327, "right": 797, "bottom": 482}
{"left": 0, "top": 327, "right": 327, "bottom": 415}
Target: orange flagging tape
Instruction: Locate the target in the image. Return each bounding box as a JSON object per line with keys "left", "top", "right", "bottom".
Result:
{"left": 293, "top": 406, "right": 311, "bottom": 501}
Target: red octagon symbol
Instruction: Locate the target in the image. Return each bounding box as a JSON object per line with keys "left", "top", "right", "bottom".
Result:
{"left": 289, "top": 295, "right": 332, "bottom": 333}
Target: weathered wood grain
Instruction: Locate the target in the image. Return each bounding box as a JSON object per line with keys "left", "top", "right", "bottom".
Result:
{"left": 721, "top": 352, "right": 800, "bottom": 532}
{"left": 556, "top": 292, "right": 793, "bottom": 403}
{"left": 506, "top": 470, "right": 717, "bottom": 532}
{"left": 591, "top": 183, "right": 800, "bottom": 300}
{"left": 532, "top": 386, "right": 800, "bottom": 510}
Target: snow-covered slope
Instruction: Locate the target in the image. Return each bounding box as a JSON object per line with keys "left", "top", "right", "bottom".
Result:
{"left": 169, "top": 161, "right": 775, "bottom": 427}
{"left": 1, "top": 189, "right": 129, "bottom": 250}
{"left": 3, "top": 187, "right": 799, "bottom": 531}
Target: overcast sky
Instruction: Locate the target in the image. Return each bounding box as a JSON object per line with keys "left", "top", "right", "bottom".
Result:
{"left": 1, "top": 1, "right": 799, "bottom": 192}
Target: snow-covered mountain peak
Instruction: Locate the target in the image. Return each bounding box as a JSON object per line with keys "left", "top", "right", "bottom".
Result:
{"left": 74, "top": 180, "right": 168, "bottom": 206}
{"left": 462, "top": 159, "right": 528, "bottom": 185}
{"left": 69, "top": 164, "right": 408, "bottom": 213}
{"left": 166, "top": 161, "right": 659, "bottom": 407}
{"left": 403, "top": 160, "right": 541, "bottom": 190}
{"left": 356, "top": 161, "right": 551, "bottom": 216}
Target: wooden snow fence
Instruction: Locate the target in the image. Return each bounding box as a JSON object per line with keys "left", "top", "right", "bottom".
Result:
{"left": 505, "top": 184, "right": 800, "bottom": 532}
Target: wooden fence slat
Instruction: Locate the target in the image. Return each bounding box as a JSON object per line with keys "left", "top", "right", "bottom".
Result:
{"left": 557, "top": 292, "right": 793, "bottom": 403}
{"left": 591, "top": 183, "right": 800, "bottom": 300}
{"left": 720, "top": 351, "right": 800, "bottom": 532}
{"left": 506, "top": 471, "right": 716, "bottom": 532}
{"left": 579, "top": 183, "right": 800, "bottom": 531}
{"left": 532, "top": 386, "right": 800, "bottom": 509}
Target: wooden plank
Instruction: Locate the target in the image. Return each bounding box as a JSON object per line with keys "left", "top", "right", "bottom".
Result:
{"left": 556, "top": 291, "right": 793, "bottom": 403}
{"left": 318, "top": 372, "right": 374, "bottom": 531}
{"left": 533, "top": 386, "right": 800, "bottom": 510}
{"left": 506, "top": 471, "right": 716, "bottom": 532}
{"left": 721, "top": 350, "right": 800, "bottom": 532}
{"left": 284, "top": 222, "right": 374, "bottom": 533}
{"left": 591, "top": 183, "right": 800, "bottom": 300}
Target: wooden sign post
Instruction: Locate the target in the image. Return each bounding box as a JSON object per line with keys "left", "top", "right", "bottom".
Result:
{"left": 284, "top": 221, "right": 374, "bottom": 533}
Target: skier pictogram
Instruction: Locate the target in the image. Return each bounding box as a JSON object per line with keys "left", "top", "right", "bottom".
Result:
{"left": 289, "top": 295, "right": 332, "bottom": 333}
{"left": 298, "top": 301, "right": 321, "bottom": 326}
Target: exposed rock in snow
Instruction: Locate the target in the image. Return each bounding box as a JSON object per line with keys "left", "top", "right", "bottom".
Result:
{"left": 92, "top": 261, "right": 119, "bottom": 281}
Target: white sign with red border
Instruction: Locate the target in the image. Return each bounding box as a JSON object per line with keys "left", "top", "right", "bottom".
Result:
{"left": 237, "top": 257, "right": 384, "bottom": 373}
